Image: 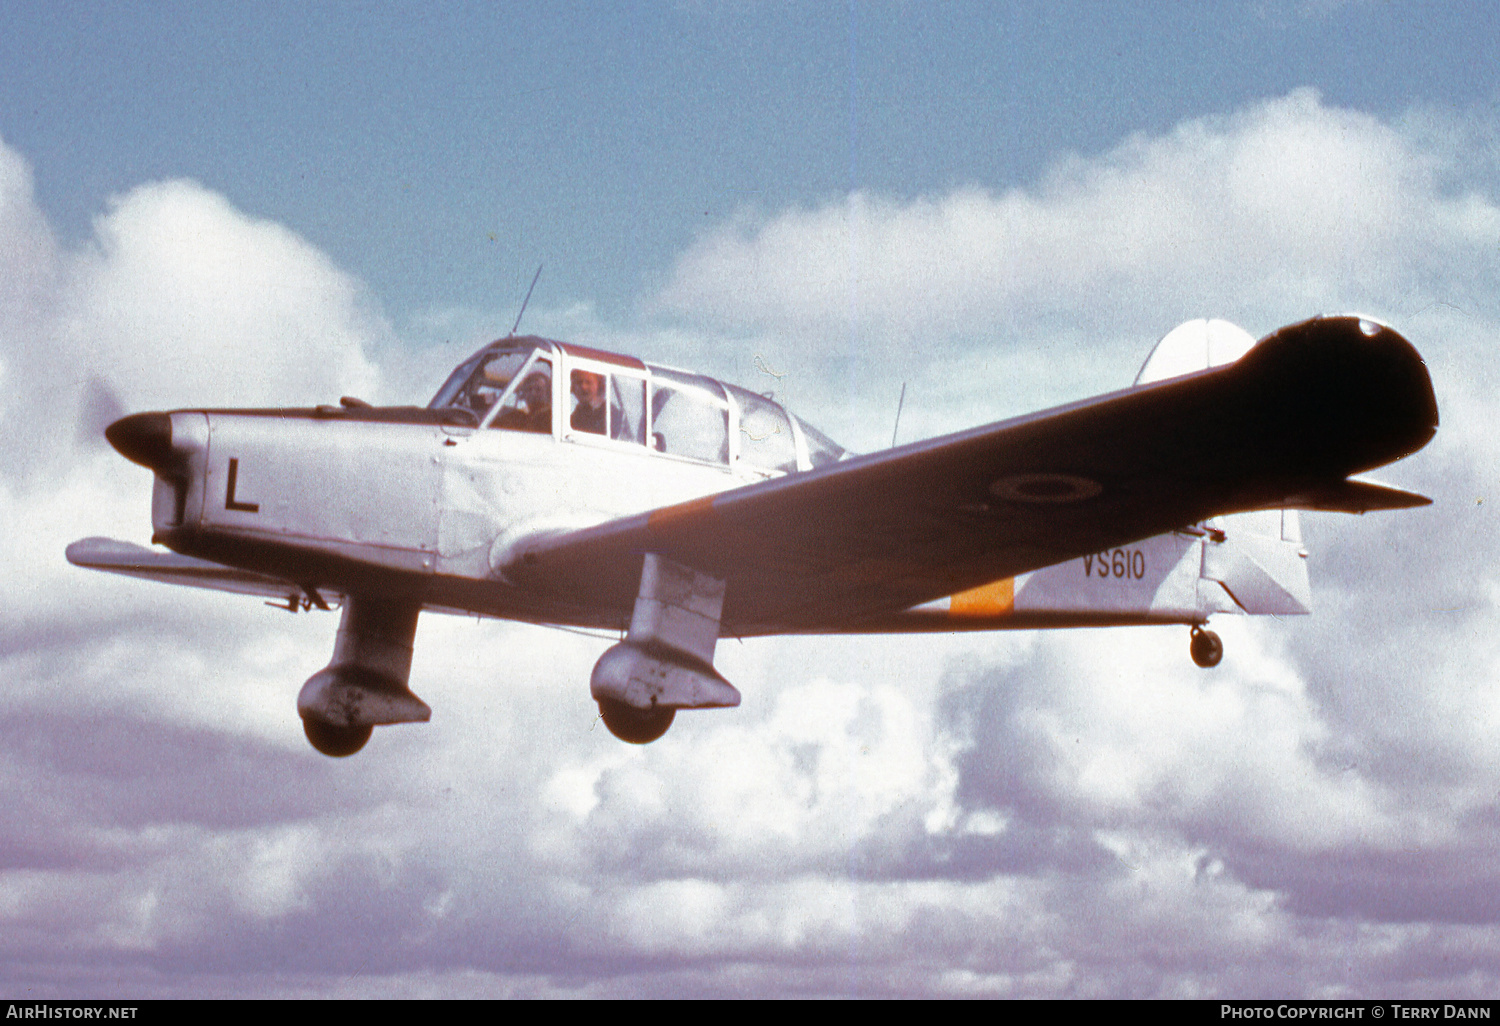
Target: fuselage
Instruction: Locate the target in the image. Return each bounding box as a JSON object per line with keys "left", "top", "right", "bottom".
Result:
{"left": 104, "top": 316, "right": 1438, "bottom": 639}
{"left": 112, "top": 335, "right": 844, "bottom": 631}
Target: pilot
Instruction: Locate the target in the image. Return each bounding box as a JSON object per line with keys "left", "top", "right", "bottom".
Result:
{"left": 467, "top": 359, "right": 513, "bottom": 418}
{"left": 496, "top": 370, "right": 553, "bottom": 433}
{"left": 570, "top": 371, "right": 607, "bottom": 435}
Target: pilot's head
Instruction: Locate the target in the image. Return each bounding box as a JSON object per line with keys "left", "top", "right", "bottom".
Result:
{"left": 519, "top": 371, "right": 551, "bottom": 411}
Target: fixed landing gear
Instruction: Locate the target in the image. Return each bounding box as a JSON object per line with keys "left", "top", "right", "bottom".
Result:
{"left": 598, "top": 697, "right": 676, "bottom": 744}
{"left": 302, "top": 717, "right": 374, "bottom": 757}
{"left": 588, "top": 555, "right": 739, "bottom": 745}
{"left": 296, "top": 598, "right": 429, "bottom": 758}
{"left": 1189, "top": 625, "right": 1223, "bottom": 668}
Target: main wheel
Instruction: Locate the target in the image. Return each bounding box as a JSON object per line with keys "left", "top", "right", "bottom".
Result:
{"left": 1189, "top": 627, "right": 1223, "bottom": 668}
{"left": 598, "top": 697, "right": 675, "bottom": 744}
{"left": 303, "top": 717, "right": 374, "bottom": 757}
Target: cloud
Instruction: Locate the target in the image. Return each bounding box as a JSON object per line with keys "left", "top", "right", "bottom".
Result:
{"left": 61, "top": 180, "right": 386, "bottom": 408}
{"left": 0, "top": 148, "right": 388, "bottom": 490}
{"left": 3, "top": 86, "right": 1500, "bottom": 997}
{"left": 654, "top": 90, "right": 1500, "bottom": 433}
{"left": 646, "top": 88, "right": 1500, "bottom": 994}
{"left": 644, "top": 91, "right": 1500, "bottom": 455}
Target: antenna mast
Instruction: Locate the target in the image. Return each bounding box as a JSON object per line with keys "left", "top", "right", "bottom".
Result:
{"left": 891, "top": 382, "right": 907, "bottom": 448}
{"left": 508, "top": 265, "right": 543, "bottom": 337}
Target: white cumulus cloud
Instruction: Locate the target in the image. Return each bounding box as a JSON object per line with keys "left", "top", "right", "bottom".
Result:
{"left": 4, "top": 85, "right": 1500, "bottom": 997}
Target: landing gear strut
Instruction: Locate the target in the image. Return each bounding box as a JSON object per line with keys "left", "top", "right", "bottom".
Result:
{"left": 297, "top": 598, "right": 430, "bottom": 757}
{"left": 1189, "top": 625, "right": 1223, "bottom": 668}
{"left": 587, "top": 554, "right": 739, "bottom": 745}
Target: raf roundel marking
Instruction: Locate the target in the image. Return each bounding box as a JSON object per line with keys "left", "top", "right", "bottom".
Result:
{"left": 989, "top": 472, "right": 1103, "bottom": 504}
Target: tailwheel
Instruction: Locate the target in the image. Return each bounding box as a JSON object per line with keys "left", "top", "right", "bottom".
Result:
{"left": 303, "top": 716, "right": 374, "bottom": 757}
{"left": 1189, "top": 626, "right": 1223, "bottom": 669}
{"left": 598, "top": 697, "right": 675, "bottom": 744}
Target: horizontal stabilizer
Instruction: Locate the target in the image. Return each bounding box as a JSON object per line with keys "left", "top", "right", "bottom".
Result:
{"left": 65, "top": 536, "right": 331, "bottom": 605}
{"left": 1279, "top": 477, "right": 1432, "bottom": 514}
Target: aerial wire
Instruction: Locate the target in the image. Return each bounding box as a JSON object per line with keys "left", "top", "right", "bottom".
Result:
{"left": 509, "top": 264, "right": 543, "bottom": 337}
{"left": 891, "top": 382, "right": 906, "bottom": 448}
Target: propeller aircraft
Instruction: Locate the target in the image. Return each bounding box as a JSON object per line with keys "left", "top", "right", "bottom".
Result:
{"left": 68, "top": 315, "right": 1438, "bottom": 756}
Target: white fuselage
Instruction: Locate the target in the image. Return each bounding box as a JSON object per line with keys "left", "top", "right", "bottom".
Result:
{"left": 154, "top": 409, "right": 758, "bottom": 626}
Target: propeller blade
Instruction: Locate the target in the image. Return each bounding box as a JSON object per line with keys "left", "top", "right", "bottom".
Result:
{"left": 78, "top": 376, "right": 127, "bottom": 446}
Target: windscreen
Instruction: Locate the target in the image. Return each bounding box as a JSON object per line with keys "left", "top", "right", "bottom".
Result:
{"left": 428, "top": 344, "right": 541, "bottom": 423}
{"left": 796, "top": 416, "right": 846, "bottom": 468}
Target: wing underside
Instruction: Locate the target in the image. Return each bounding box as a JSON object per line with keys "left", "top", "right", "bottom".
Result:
{"left": 66, "top": 536, "right": 335, "bottom": 608}
{"left": 502, "top": 317, "right": 1437, "bottom": 635}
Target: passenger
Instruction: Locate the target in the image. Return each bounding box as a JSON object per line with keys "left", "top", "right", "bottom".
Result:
{"left": 496, "top": 371, "right": 553, "bottom": 433}
{"left": 570, "top": 371, "right": 607, "bottom": 435}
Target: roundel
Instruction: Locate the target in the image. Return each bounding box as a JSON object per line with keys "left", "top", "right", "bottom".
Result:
{"left": 989, "top": 472, "right": 1103, "bottom": 504}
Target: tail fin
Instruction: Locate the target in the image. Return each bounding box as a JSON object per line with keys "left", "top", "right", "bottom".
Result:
{"left": 1134, "top": 318, "right": 1257, "bottom": 385}
{"left": 1132, "top": 320, "right": 1312, "bottom": 615}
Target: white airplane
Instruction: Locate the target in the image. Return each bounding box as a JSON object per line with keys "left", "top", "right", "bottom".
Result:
{"left": 68, "top": 315, "right": 1438, "bottom": 756}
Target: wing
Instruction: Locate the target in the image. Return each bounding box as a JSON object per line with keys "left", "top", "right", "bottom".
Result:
{"left": 65, "top": 536, "right": 338, "bottom": 609}
{"left": 503, "top": 317, "right": 1437, "bottom": 635}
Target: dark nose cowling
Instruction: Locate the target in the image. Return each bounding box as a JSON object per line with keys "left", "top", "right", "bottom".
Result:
{"left": 105, "top": 412, "right": 176, "bottom": 472}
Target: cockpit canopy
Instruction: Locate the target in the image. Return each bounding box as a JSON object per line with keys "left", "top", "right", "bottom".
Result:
{"left": 429, "top": 336, "right": 845, "bottom": 476}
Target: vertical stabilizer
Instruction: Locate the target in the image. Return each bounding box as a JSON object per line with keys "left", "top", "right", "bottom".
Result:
{"left": 1134, "top": 318, "right": 1257, "bottom": 385}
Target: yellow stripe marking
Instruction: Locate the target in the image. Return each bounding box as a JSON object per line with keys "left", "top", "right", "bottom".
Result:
{"left": 948, "top": 577, "right": 1015, "bottom": 618}
{"left": 647, "top": 495, "right": 716, "bottom": 530}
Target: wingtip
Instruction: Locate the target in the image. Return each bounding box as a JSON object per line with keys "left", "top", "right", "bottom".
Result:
{"left": 65, "top": 536, "right": 152, "bottom": 568}
{"left": 66, "top": 536, "right": 111, "bottom": 566}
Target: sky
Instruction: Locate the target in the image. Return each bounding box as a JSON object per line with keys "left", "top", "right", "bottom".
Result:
{"left": 2, "top": 0, "right": 1499, "bottom": 999}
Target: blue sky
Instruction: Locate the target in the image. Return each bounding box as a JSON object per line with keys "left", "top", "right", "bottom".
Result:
{"left": 6, "top": 1, "right": 1495, "bottom": 324}
{"left": 3, "top": 0, "right": 1500, "bottom": 1000}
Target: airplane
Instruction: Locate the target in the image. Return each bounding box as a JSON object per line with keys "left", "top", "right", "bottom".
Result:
{"left": 67, "top": 314, "right": 1438, "bottom": 756}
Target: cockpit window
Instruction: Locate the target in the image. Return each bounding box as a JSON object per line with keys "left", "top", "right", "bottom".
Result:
{"left": 431, "top": 339, "right": 845, "bottom": 468}
{"left": 796, "top": 416, "right": 846, "bottom": 468}
{"left": 724, "top": 384, "right": 799, "bottom": 475}
{"left": 428, "top": 351, "right": 488, "bottom": 414}
{"left": 648, "top": 366, "right": 729, "bottom": 465}
{"left": 610, "top": 375, "right": 647, "bottom": 444}
{"left": 567, "top": 368, "right": 647, "bottom": 444}
{"left": 488, "top": 353, "right": 554, "bottom": 434}
{"left": 429, "top": 344, "right": 539, "bottom": 423}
